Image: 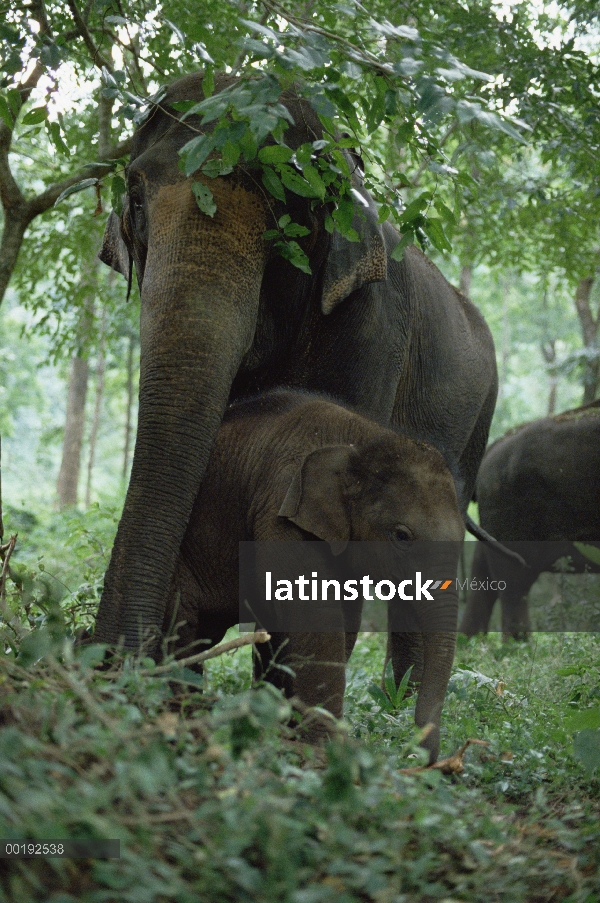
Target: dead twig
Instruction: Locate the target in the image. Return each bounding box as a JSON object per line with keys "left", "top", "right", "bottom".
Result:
{"left": 151, "top": 630, "right": 271, "bottom": 675}
{"left": 400, "top": 738, "right": 490, "bottom": 775}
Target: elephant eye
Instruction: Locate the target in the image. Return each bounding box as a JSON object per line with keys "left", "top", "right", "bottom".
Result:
{"left": 131, "top": 198, "right": 146, "bottom": 232}
{"left": 391, "top": 526, "right": 413, "bottom": 544}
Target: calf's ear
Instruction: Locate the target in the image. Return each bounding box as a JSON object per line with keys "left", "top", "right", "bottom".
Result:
{"left": 278, "top": 445, "right": 354, "bottom": 555}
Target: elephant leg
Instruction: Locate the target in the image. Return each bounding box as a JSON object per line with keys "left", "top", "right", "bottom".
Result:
{"left": 163, "top": 558, "right": 230, "bottom": 671}
{"left": 500, "top": 592, "right": 531, "bottom": 640}
{"left": 254, "top": 631, "right": 346, "bottom": 741}
{"left": 383, "top": 632, "right": 424, "bottom": 694}
{"left": 500, "top": 574, "right": 536, "bottom": 640}
{"left": 344, "top": 632, "right": 358, "bottom": 662}
{"left": 459, "top": 544, "right": 498, "bottom": 636}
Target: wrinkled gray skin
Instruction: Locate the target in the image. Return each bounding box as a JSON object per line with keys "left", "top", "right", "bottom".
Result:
{"left": 94, "top": 72, "right": 497, "bottom": 682}
{"left": 460, "top": 401, "right": 600, "bottom": 639}
{"left": 164, "top": 390, "right": 464, "bottom": 762}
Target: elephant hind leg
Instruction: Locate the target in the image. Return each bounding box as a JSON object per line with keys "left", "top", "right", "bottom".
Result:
{"left": 459, "top": 544, "right": 498, "bottom": 636}
{"left": 500, "top": 571, "right": 537, "bottom": 640}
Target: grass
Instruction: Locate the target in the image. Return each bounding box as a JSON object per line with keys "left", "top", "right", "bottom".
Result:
{"left": 0, "top": 502, "right": 599, "bottom": 901}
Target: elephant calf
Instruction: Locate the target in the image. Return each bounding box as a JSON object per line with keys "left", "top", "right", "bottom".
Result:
{"left": 164, "top": 390, "right": 464, "bottom": 762}
{"left": 460, "top": 400, "right": 600, "bottom": 639}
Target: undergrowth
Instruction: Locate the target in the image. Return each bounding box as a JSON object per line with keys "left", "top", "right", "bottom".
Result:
{"left": 0, "top": 503, "right": 599, "bottom": 901}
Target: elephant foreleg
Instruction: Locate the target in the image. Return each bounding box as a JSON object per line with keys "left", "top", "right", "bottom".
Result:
{"left": 254, "top": 631, "right": 346, "bottom": 741}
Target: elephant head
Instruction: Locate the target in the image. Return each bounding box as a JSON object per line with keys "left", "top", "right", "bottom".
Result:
{"left": 94, "top": 73, "right": 387, "bottom": 649}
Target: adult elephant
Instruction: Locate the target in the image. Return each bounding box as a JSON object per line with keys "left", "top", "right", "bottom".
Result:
{"left": 94, "top": 72, "right": 497, "bottom": 651}
{"left": 460, "top": 400, "right": 600, "bottom": 638}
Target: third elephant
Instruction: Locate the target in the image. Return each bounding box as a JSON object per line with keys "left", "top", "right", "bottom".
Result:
{"left": 460, "top": 400, "right": 600, "bottom": 639}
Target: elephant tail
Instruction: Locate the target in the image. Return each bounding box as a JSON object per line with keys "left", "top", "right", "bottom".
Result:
{"left": 464, "top": 515, "right": 528, "bottom": 567}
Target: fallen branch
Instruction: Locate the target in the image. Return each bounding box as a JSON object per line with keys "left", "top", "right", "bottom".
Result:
{"left": 152, "top": 629, "right": 271, "bottom": 675}
{"left": 400, "top": 738, "right": 490, "bottom": 775}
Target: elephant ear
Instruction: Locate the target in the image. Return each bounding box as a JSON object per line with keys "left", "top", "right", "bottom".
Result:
{"left": 278, "top": 445, "right": 355, "bottom": 555}
{"left": 99, "top": 210, "right": 131, "bottom": 281}
{"left": 321, "top": 185, "right": 387, "bottom": 316}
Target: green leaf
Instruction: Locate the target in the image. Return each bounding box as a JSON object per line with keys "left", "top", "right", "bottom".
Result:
{"left": 331, "top": 148, "right": 351, "bottom": 178}
{"left": 301, "top": 164, "right": 326, "bottom": 200}
{"left": 422, "top": 216, "right": 452, "bottom": 252}
{"left": 383, "top": 659, "right": 397, "bottom": 702}
{"left": 179, "top": 135, "right": 217, "bottom": 176}
{"left": 0, "top": 95, "right": 13, "bottom": 128}
{"left": 332, "top": 195, "right": 355, "bottom": 233}
{"left": 393, "top": 664, "right": 414, "bottom": 706}
{"left": 47, "top": 120, "right": 69, "bottom": 156}
{"left": 192, "top": 181, "right": 217, "bottom": 217}
{"left": 398, "top": 193, "right": 432, "bottom": 226}
{"left": 274, "top": 240, "right": 312, "bottom": 274}
{"left": 54, "top": 178, "right": 98, "bottom": 206}
{"left": 202, "top": 159, "right": 233, "bottom": 178}
{"left": 390, "top": 231, "right": 414, "bottom": 261}
{"left": 434, "top": 198, "right": 457, "bottom": 226}
{"left": 110, "top": 174, "right": 126, "bottom": 215}
{"left": 261, "top": 167, "right": 286, "bottom": 202}
{"left": 258, "top": 144, "right": 293, "bottom": 164}
{"left": 574, "top": 543, "right": 600, "bottom": 566}
{"left": 221, "top": 140, "right": 241, "bottom": 168}
{"left": 16, "top": 627, "right": 54, "bottom": 667}
{"left": 75, "top": 643, "right": 109, "bottom": 669}
{"left": 279, "top": 164, "right": 319, "bottom": 198}
{"left": 573, "top": 729, "right": 600, "bottom": 774}
{"left": 295, "top": 143, "right": 313, "bottom": 165}
{"left": 22, "top": 106, "right": 48, "bottom": 125}
{"left": 171, "top": 100, "right": 196, "bottom": 112}
{"left": 239, "top": 130, "right": 258, "bottom": 161}
{"left": 282, "top": 222, "right": 311, "bottom": 237}
{"left": 7, "top": 88, "right": 22, "bottom": 116}
{"left": 368, "top": 682, "right": 394, "bottom": 713}
{"left": 366, "top": 75, "right": 387, "bottom": 134}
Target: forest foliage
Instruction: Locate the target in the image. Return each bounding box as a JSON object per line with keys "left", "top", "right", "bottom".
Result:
{"left": 0, "top": 3, "right": 600, "bottom": 899}
{"left": 1, "top": 0, "right": 599, "bottom": 507}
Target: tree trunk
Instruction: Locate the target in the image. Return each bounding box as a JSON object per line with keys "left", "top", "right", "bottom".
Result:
{"left": 122, "top": 333, "right": 136, "bottom": 481}
{"left": 573, "top": 274, "right": 600, "bottom": 404}
{"left": 56, "top": 355, "right": 89, "bottom": 508}
{"left": 85, "top": 306, "right": 107, "bottom": 506}
{"left": 0, "top": 209, "right": 28, "bottom": 306}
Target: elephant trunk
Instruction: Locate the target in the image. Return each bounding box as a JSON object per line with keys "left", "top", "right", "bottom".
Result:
{"left": 414, "top": 593, "right": 458, "bottom": 764}
{"left": 94, "top": 181, "right": 267, "bottom": 649}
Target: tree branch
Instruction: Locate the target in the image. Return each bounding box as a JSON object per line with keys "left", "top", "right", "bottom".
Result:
{"left": 67, "top": 0, "right": 113, "bottom": 71}
{"left": 257, "top": 0, "right": 401, "bottom": 78}
{"left": 24, "top": 135, "right": 132, "bottom": 221}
